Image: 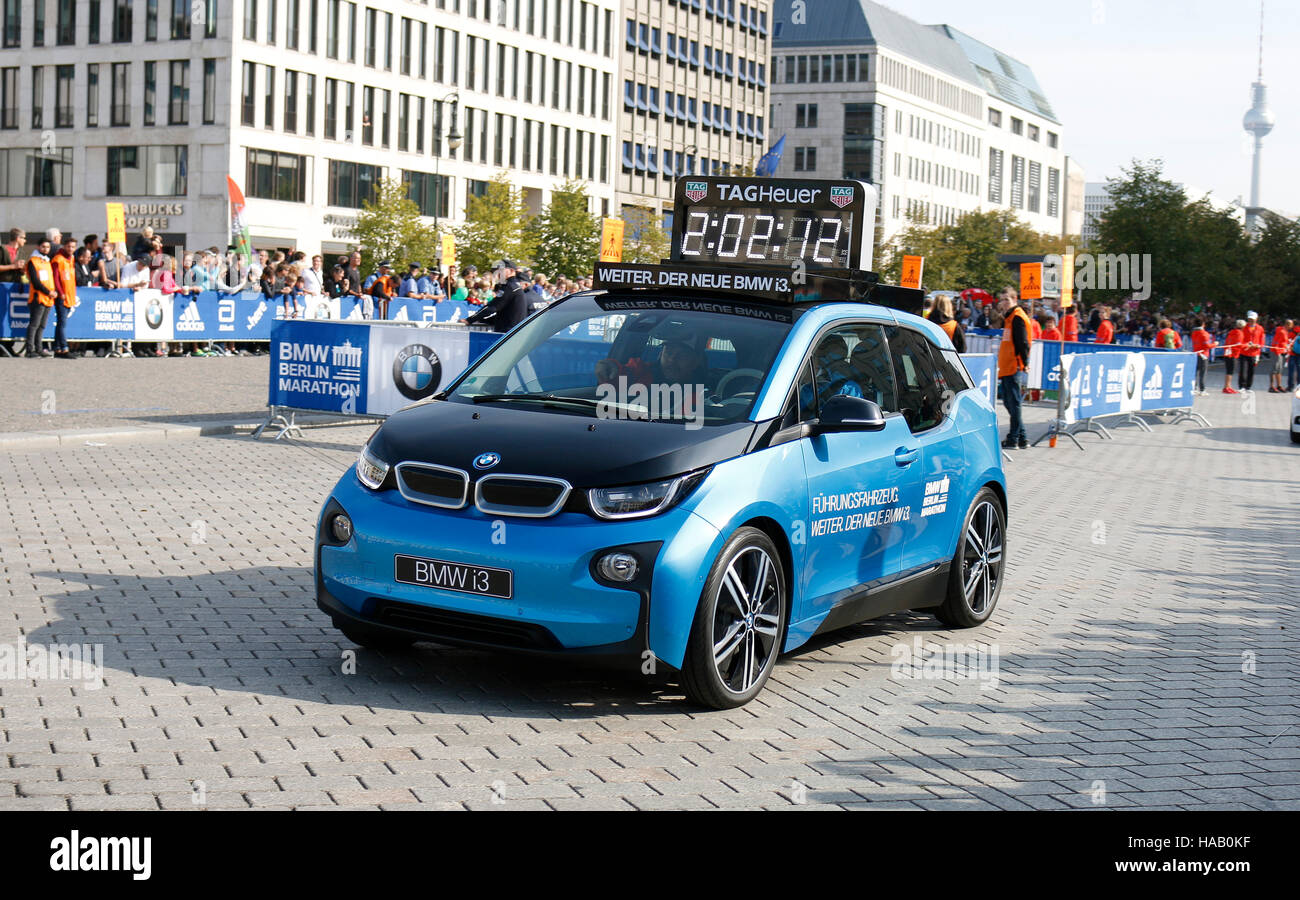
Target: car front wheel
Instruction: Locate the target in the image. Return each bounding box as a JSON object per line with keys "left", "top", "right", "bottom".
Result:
{"left": 935, "top": 487, "right": 1006, "bottom": 628}
{"left": 681, "top": 527, "right": 787, "bottom": 709}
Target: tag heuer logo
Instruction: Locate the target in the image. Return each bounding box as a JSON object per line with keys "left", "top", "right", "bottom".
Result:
{"left": 829, "top": 186, "right": 854, "bottom": 208}
{"left": 684, "top": 181, "right": 708, "bottom": 202}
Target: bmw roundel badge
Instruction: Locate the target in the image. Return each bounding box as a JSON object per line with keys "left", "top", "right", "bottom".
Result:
{"left": 145, "top": 298, "right": 164, "bottom": 329}
{"left": 392, "top": 344, "right": 443, "bottom": 400}
{"left": 473, "top": 451, "right": 501, "bottom": 470}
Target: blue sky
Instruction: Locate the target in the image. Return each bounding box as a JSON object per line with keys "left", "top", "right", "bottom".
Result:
{"left": 891, "top": 0, "right": 1299, "bottom": 214}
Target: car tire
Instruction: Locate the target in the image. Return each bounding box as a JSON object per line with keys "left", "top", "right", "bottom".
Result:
{"left": 337, "top": 621, "right": 417, "bottom": 651}
{"left": 1291, "top": 431, "right": 1300, "bottom": 444}
{"left": 681, "top": 527, "right": 787, "bottom": 709}
{"left": 935, "top": 487, "right": 1006, "bottom": 628}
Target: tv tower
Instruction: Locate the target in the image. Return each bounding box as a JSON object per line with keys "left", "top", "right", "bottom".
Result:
{"left": 1242, "top": 2, "right": 1274, "bottom": 232}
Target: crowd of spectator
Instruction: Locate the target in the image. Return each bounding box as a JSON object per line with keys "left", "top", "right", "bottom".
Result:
{"left": 1, "top": 224, "right": 600, "bottom": 359}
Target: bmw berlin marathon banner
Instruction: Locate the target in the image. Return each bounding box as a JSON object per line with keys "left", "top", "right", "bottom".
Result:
{"left": 1058, "top": 350, "right": 1197, "bottom": 424}
{"left": 269, "top": 320, "right": 499, "bottom": 417}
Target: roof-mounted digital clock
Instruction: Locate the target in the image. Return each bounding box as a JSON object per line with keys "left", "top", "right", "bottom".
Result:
{"left": 671, "top": 176, "right": 879, "bottom": 271}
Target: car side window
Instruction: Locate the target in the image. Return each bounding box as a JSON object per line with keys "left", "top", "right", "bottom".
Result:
{"left": 804, "top": 324, "right": 898, "bottom": 416}
{"left": 934, "top": 347, "right": 973, "bottom": 398}
{"left": 885, "top": 326, "right": 947, "bottom": 433}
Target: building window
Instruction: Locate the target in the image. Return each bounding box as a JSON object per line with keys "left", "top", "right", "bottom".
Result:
{"left": 794, "top": 146, "right": 816, "bottom": 172}
{"left": 1010, "top": 116, "right": 1023, "bottom": 136}
{"left": 327, "top": 158, "right": 381, "bottom": 207}
{"left": 108, "top": 144, "right": 188, "bottom": 195}
{"left": 343, "top": 81, "right": 353, "bottom": 140}
{"left": 247, "top": 148, "right": 308, "bottom": 201}
{"left": 241, "top": 62, "right": 255, "bottom": 125}
{"left": 324, "top": 76, "right": 337, "bottom": 138}
{"left": 170, "top": 0, "right": 190, "bottom": 39}
{"left": 403, "top": 170, "right": 448, "bottom": 218}
{"left": 380, "top": 88, "right": 389, "bottom": 147}
{"left": 266, "top": 0, "right": 276, "bottom": 43}
{"left": 283, "top": 69, "right": 297, "bottom": 132}
{"left": 1010, "top": 154, "right": 1025, "bottom": 208}
{"left": 364, "top": 6, "right": 376, "bottom": 66}
{"left": 397, "top": 92, "right": 409, "bottom": 151}
{"left": 263, "top": 65, "right": 274, "bottom": 128}
{"left": 795, "top": 103, "right": 817, "bottom": 128}
{"left": 1047, "top": 131, "right": 1058, "bottom": 149}
{"left": 2, "top": 0, "right": 20, "bottom": 48}
{"left": 987, "top": 148, "right": 1003, "bottom": 204}
{"left": 243, "top": 0, "right": 256, "bottom": 40}
{"left": 111, "top": 62, "right": 129, "bottom": 125}
{"left": 988, "top": 108, "right": 1001, "bottom": 127}
{"left": 286, "top": 0, "right": 299, "bottom": 48}
{"left": 1027, "top": 160, "right": 1041, "bottom": 213}
{"left": 169, "top": 60, "right": 189, "bottom": 124}
{"left": 143, "top": 61, "right": 156, "bottom": 125}
{"left": 0, "top": 147, "right": 73, "bottom": 196}
{"left": 361, "top": 85, "right": 373, "bottom": 144}
{"left": 206, "top": 0, "right": 217, "bottom": 38}
{"left": 308, "top": 0, "right": 317, "bottom": 51}
{"left": 304, "top": 73, "right": 315, "bottom": 135}
{"left": 55, "top": 0, "right": 74, "bottom": 44}
{"left": 54, "top": 65, "right": 74, "bottom": 127}
{"left": 1047, "top": 166, "right": 1060, "bottom": 217}
{"left": 112, "top": 0, "right": 131, "bottom": 41}
{"left": 33, "top": 0, "right": 45, "bottom": 45}
{"left": 30, "top": 66, "right": 43, "bottom": 128}
{"left": 201, "top": 59, "right": 216, "bottom": 123}
{"left": 0, "top": 67, "right": 16, "bottom": 129}
{"left": 414, "top": 95, "right": 423, "bottom": 152}
{"left": 1028, "top": 123, "right": 1040, "bottom": 142}
{"left": 86, "top": 64, "right": 99, "bottom": 127}
{"left": 326, "top": 0, "right": 338, "bottom": 56}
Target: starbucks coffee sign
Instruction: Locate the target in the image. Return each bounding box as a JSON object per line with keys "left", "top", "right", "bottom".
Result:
{"left": 117, "top": 202, "right": 186, "bottom": 230}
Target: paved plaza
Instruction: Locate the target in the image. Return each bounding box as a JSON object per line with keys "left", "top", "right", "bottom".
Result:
{"left": 0, "top": 367, "right": 1297, "bottom": 810}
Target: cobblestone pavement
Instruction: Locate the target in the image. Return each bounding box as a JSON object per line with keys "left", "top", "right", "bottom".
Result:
{"left": 0, "top": 356, "right": 269, "bottom": 433}
{"left": 0, "top": 389, "right": 1296, "bottom": 810}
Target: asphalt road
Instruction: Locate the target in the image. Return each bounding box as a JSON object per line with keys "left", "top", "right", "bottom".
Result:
{"left": 0, "top": 389, "right": 1296, "bottom": 809}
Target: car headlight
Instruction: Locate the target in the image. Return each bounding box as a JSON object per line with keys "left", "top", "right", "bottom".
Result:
{"left": 355, "top": 443, "right": 390, "bottom": 490}
{"left": 588, "top": 469, "right": 709, "bottom": 520}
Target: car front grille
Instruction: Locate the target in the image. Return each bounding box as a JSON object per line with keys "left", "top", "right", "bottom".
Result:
{"left": 395, "top": 463, "right": 469, "bottom": 509}
{"left": 473, "top": 474, "right": 572, "bottom": 518}
{"left": 371, "top": 599, "right": 561, "bottom": 649}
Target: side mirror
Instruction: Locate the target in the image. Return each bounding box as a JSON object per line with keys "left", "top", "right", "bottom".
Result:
{"left": 812, "top": 394, "right": 887, "bottom": 434}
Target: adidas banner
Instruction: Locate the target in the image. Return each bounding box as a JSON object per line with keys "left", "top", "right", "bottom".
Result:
{"left": 268, "top": 319, "right": 500, "bottom": 417}
{"left": 1059, "top": 351, "right": 1196, "bottom": 424}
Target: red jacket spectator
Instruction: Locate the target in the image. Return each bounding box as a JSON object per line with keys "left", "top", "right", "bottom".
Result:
{"left": 1271, "top": 326, "right": 1291, "bottom": 356}
{"left": 1224, "top": 327, "right": 1244, "bottom": 358}
{"left": 1191, "top": 328, "right": 1216, "bottom": 359}
{"left": 1241, "top": 322, "right": 1265, "bottom": 358}
{"left": 1095, "top": 319, "right": 1115, "bottom": 345}
{"left": 1154, "top": 327, "right": 1182, "bottom": 349}
{"left": 1062, "top": 311, "right": 1079, "bottom": 342}
{"left": 1042, "top": 325, "right": 1062, "bottom": 341}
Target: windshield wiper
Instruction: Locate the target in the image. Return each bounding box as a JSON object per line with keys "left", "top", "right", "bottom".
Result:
{"left": 468, "top": 393, "right": 602, "bottom": 410}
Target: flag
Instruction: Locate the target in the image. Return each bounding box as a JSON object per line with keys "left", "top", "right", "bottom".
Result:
{"left": 227, "top": 175, "right": 252, "bottom": 263}
{"left": 754, "top": 135, "right": 785, "bottom": 177}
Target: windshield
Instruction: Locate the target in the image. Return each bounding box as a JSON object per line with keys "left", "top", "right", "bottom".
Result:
{"left": 447, "top": 293, "right": 794, "bottom": 425}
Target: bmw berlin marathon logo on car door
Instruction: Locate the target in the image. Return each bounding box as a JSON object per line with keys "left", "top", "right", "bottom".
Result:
{"left": 392, "top": 344, "right": 443, "bottom": 400}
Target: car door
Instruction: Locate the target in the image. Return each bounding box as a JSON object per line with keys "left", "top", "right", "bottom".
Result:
{"left": 798, "top": 323, "right": 923, "bottom": 623}
{"left": 885, "top": 325, "right": 970, "bottom": 572}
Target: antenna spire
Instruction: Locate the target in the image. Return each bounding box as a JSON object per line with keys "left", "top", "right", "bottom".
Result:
{"left": 1257, "top": 1, "right": 1265, "bottom": 81}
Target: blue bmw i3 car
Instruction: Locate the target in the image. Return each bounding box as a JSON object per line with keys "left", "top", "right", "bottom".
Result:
{"left": 315, "top": 179, "right": 1007, "bottom": 709}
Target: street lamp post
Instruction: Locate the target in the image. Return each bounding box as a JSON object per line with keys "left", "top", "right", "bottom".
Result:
{"left": 433, "top": 91, "right": 463, "bottom": 236}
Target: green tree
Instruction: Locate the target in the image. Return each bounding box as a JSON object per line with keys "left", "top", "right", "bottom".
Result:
{"left": 879, "top": 208, "right": 1063, "bottom": 292}
{"left": 351, "top": 177, "right": 441, "bottom": 275}
{"left": 526, "top": 179, "right": 599, "bottom": 278}
{"left": 620, "top": 206, "right": 671, "bottom": 264}
{"left": 452, "top": 172, "right": 536, "bottom": 272}
{"left": 1248, "top": 212, "right": 1300, "bottom": 320}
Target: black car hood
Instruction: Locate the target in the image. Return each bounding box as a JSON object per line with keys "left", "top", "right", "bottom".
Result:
{"left": 370, "top": 399, "right": 759, "bottom": 487}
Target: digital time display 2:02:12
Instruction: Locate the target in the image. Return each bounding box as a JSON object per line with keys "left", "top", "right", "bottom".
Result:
{"left": 678, "top": 209, "right": 854, "bottom": 266}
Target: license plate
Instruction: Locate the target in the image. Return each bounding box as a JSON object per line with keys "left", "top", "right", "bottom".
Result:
{"left": 394, "top": 554, "right": 513, "bottom": 600}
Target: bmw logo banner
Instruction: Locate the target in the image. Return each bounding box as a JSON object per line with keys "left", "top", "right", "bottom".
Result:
{"left": 1058, "top": 350, "right": 1196, "bottom": 424}
{"left": 267, "top": 319, "right": 500, "bottom": 417}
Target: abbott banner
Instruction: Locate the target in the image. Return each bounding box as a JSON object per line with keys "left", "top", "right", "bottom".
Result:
{"left": 1060, "top": 351, "right": 1195, "bottom": 424}
{"left": 269, "top": 319, "right": 500, "bottom": 417}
